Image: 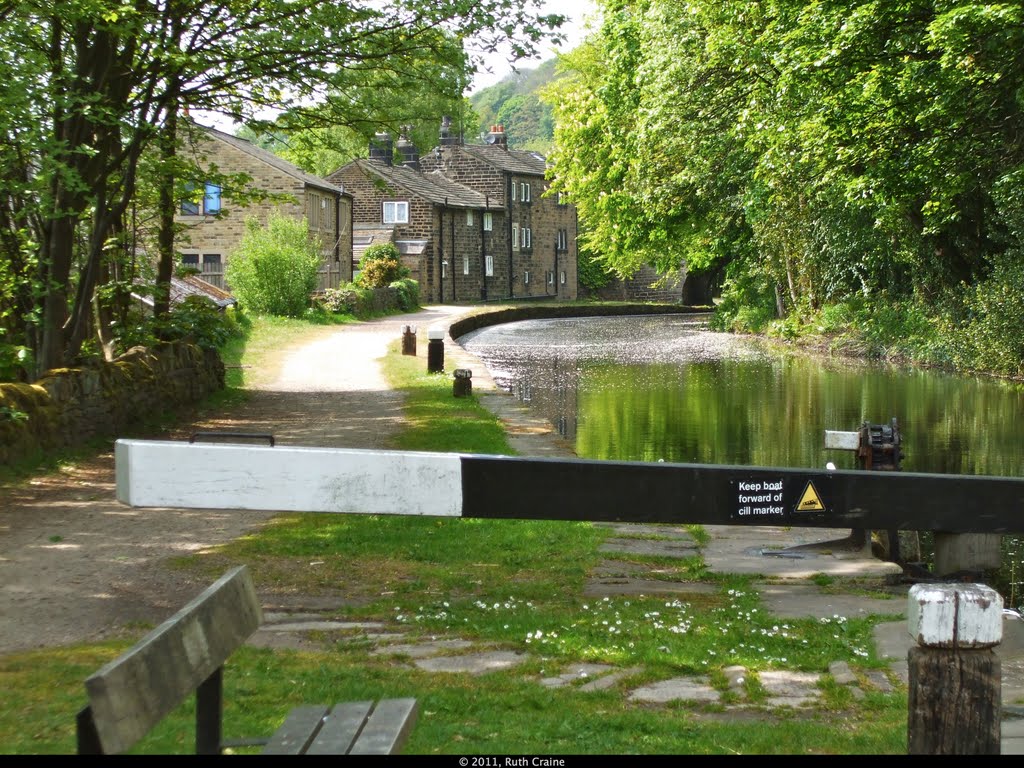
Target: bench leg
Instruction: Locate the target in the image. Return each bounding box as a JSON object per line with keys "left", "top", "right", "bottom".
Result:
{"left": 196, "top": 667, "right": 224, "bottom": 755}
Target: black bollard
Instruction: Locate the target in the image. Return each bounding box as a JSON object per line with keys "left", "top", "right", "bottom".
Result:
{"left": 453, "top": 369, "right": 472, "bottom": 397}
{"left": 401, "top": 325, "right": 417, "bottom": 356}
{"left": 427, "top": 329, "right": 445, "bottom": 373}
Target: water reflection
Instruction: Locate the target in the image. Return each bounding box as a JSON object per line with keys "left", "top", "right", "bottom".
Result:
{"left": 459, "top": 314, "right": 1024, "bottom": 478}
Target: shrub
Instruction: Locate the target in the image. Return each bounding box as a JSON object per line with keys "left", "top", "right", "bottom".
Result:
{"left": 391, "top": 278, "right": 420, "bottom": 311}
{"left": 226, "top": 214, "right": 322, "bottom": 316}
{"left": 360, "top": 256, "right": 406, "bottom": 288}
{"left": 359, "top": 242, "right": 401, "bottom": 269}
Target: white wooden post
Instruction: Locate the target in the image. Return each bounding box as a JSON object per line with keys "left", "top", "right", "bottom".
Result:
{"left": 906, "top": 583, "right": 1003, "bottom": 754}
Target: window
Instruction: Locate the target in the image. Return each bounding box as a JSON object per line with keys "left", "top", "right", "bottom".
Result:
{"left": 203, "top": 183, "right": 222, "bottom": 215}
{"left": 485, "top": 254, "right": 494, "bottom": 276}
{"left": 520, "top": 182, "right": 531, "bottom": 203}
{"left": 441, "top": 260, "right": 447, "bottom": 278}
{"left": 511, "top": 182, "right": 518, "bottom": 202}
{"left": 483, "top": 212, "right": 493, "bottom": 231}
{"left": 560, "top": 271, "right": 567, "bottom": 285}
{"left": 319, "top": 197, "right": 331, "bottom": 231}
{"left": 512, "top": 223, "right": 519, "bottom": 252}
{"left": 524, "top": 270, "right": 530, "bottom": 285}
{"left": 557, "top": 229, "right": 568, "bottom": 251}
{"left": 547, "top": 271, "right": 555, "bottom": 286}
{"left": 466, "top": 210, "right": 474, "bottom": 226}
{"left": 521, "top": 227, "right": 532, "bottom": 249}
{"left": 181, "top": 253, "right": 200, "bottom": 268}
{"left": 383, "top": 201, "right": 409, "bottom": 224}
{"left": 463, "top": 255, "right": 470, "bottom": 275}
{"left": 181, "top": 181, "right": 223, "bottom": 216}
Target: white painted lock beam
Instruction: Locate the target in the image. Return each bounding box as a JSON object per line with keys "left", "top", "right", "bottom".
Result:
{"left": 824, "top": 430, "right": 860, "bottom": 451}
{"left": 115, "top": 440, "right": 463, "bottom": 517}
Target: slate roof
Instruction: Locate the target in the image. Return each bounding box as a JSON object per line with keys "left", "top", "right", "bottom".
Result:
{"left": 351, "top": 159, "right": 496, "bottom": 209}
{"left": 457, "top": 144, "right": 549, "bottom": 176}
{"left": 198, "top": 124, "right": 345, "bottom": 196}
{"left": 132, "top": 275, "right": 237, "bottom": 310}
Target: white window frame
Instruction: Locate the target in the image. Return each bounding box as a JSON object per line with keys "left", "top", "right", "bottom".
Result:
{"left": 560, "top": 271, "right": 567, "bottom": 285}
{"left": 383, "top": 201, "right": 409, "bottom": 224}
{"left": 512, "top": 223, "right": 519, "bottom": 252}
{"left": 521, "top": 182, "right": 531, "bottom": 202}
{"left": 511, "top": 181, "right": 518, "bottom": 202}
{"left": 466, "top": 209, "right": 474, "bottom": 226}
{"left": 463, "top": 255, "right": 470, "bottom": 275}
{"left": 521, "top": 227, "right": 532, "bottom": 249}
{"left": 547, "top": 271, "right": 555, "bottom": 286}
{"left": 483, "top": 212, "right": 493, "bottom": 231}
{"left": 524, "top": 270, "right": 530, "bottom": 285}
{"left": 485, "top": 254, "right": 494, "bottom": 277}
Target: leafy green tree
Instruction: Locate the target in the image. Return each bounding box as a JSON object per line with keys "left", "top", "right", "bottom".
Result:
{"left": 226, "top": 214, "right": 322, "bottom": 317}
{"left": 0, "top": 0, "right": 566, "bottom": 377}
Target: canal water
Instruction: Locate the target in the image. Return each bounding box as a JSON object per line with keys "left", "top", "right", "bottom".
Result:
{"left": 458, "top": 313, "right": 1024, "bottom": 607}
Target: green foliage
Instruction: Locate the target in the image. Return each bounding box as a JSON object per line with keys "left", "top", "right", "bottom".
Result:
{"left": 390, "top": 278, "right": 420, "bottom": 312}
{"left": 577, "top": 247, "right": 614, "bottom": 290}
{"left": 226, "top": 214, "right": 322, "bottom": 317}
{"left": 114, "top": 299, "right": 243, "bottom": 354}
{"left": 470, "top": 59, "right": 560, "bottom": 151}
{"left": 359, "top": 257, "right": 406, "bottom": 289}
{"left": 944, "top": 256, "right": 1024, "bottom": 376}
{"left": 359, "top": 242, "right": 401, "bottom": 268}
{"left": 0, "top": 344, "right": 33, "bottom": 383}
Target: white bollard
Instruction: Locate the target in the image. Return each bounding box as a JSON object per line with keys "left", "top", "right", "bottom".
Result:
{"left": 906, "top": 583, "right": 1003, "bottom": 754}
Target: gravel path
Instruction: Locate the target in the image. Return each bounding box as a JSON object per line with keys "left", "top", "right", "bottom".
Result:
{"left": 0, "top": 305, "right": 471, "bottom": 654}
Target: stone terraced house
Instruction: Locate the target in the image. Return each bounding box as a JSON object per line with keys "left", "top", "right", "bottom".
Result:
{"left": 175, "top": 124, "right": 353, "bottom": 293}
{"left": 327, "top": 120, "right": 578, "bottom": 304}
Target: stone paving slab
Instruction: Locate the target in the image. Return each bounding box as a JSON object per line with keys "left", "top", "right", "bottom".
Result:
{"left": 1003, "top": 717, "right": 1024, "bottom": 755}
{"left": 540, "top": 663, "right": 617, "bottom": 689}
{"left": 414, "top": 650, "right": 529, "bottom": 675}
{"left": 371, "top": 638, "right": 475, "bottom": 658}
{"left": 600, "top": 538, "right": 700, "bottom": 558}
{"left": 757, "top": 670, "right": 823, "bottom": 708}
{"left": 756, "top": 583, "right": 905, "bottom": 620}
{"left": 628, "top": 676, "right": 720, "bottom": 704}
{"left": 584, "top": 578, "right": 719, "bottom": 599}
{"left": 594, "top": 523, "right": 696, "bottom": 540}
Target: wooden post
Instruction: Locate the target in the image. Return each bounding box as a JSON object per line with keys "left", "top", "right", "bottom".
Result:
{"left": 401, "top": 325, "right": 417, "bottom": 356}
{"left": 907, "top": 583, "right": 1003, "bottom": 754}
{"left": 452, "top": 369, "right": 472, "bottom": 398}
{"left": 427, "top": 329, "right": 444, "bottom": 373}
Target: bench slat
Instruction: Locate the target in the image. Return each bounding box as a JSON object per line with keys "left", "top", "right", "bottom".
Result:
{"left": 261, "top": 705, "right": 330, "bottom": 755}
{"left": 349, "top": 698, "right": 419, "bottom": 755}
{"left": 304, "top": 701, "right": 374, "bottom": 755}
{"left": 84, "top": 566, "right": 262, "bottom": 755}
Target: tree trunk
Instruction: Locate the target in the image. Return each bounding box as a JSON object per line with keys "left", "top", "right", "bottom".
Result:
{"left": 154, "top": 107, "right": 178, "bottom": 322}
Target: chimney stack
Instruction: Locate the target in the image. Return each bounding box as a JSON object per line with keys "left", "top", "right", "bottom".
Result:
{"left": 368, "top": 132, "right": 393, "bottom": 166}
{"left": 439, "top": 115, "right": 459, "bottom": 147}
{"left": 486, "top": 124, "right": 508, "bottom": 150}
{"left": 397, "top": 127, "right": 420, "bottom": 170}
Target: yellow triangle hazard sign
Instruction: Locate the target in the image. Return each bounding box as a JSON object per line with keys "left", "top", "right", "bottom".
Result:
{"left": 796, "top": 481, "right": 826, "bottom": 512}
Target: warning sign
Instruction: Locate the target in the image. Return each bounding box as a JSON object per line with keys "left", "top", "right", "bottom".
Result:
{"left": 795, "top": 481, "right": 826, "bottom": 513}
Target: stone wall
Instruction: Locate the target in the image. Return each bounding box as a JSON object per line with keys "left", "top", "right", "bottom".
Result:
{"left": 0, "top": 343, "right": 224, "bottom": 466}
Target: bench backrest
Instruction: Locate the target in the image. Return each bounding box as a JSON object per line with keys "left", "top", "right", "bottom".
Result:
{"left": 83, "top": 566, "right": 262, "bottom": 754}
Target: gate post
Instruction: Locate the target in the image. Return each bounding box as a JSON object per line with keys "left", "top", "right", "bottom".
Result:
{"left": 907, "top": 583, "right": 1003, "bottom": 754}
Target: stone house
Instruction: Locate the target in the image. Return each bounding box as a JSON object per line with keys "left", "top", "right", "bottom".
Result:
{"left": 175, "top": 124, "right": 353, "bottom": 293}
{"left": 327, "top": 122, "right": 578, "bottom": 303}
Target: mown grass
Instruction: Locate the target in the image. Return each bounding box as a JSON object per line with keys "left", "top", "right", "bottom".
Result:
{"left": 0, "top": 311, "right": 911, "bottom": 754}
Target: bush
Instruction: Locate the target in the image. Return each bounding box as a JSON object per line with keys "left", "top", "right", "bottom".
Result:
{"left": 391, "top": 278, "right": 420, "bottom": 311}
{"left": 359, "top": 242, "right": 401, "bottom": 269}
{"left": 113, "top": 298, "right": 243, "bottom": 354}
{"left": 360, "top": 256, "right": 406, "bottom": 288}
{"left": 226, "top": 214, "right": 322, "bottom": 316}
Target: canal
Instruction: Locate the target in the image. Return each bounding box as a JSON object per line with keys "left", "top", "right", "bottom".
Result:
{"left": 458, "top": 312, "right": 1024, "bottom": 608}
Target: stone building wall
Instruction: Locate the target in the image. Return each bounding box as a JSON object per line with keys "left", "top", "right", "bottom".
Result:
{"left": 176, "top": 130, "right": 351, "bottom": 291}
{"left": 0, "top": 343, "right": 224, "bottom": 466}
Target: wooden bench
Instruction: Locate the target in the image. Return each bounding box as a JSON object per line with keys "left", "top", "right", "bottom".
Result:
{"left": 75, "top": 566, "right": 418, "bottom": 755}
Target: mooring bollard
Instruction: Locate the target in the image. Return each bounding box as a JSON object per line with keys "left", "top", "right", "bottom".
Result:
{"left": 907, "top": 582, "right": 1003, "bottom": 754}
{"left": 453, "top": 368, "right": 472, "bottom": 397}
{"left": 427, "top": 329, "right": 445, "bottom": 374}
{"left": 401, "top": 325, "right": 417, "bottom": 356}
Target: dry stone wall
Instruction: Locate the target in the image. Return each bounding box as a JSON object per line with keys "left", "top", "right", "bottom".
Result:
{"left": 0, "top": 343, "right": 224, "bottom": 466}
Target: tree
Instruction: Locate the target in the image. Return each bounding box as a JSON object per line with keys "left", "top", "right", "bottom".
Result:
{"left": 0, "top": 0, "right": 567, "bottom": 378}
